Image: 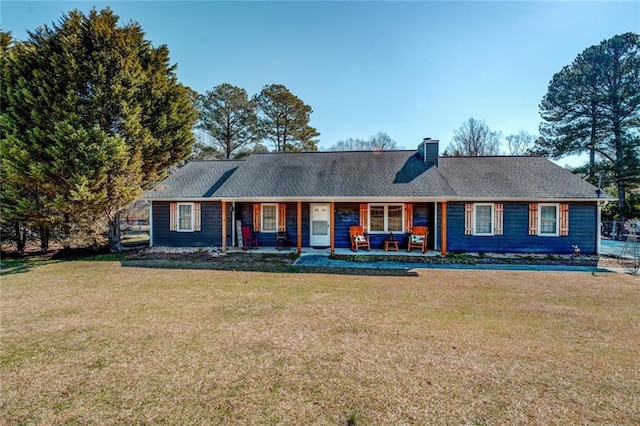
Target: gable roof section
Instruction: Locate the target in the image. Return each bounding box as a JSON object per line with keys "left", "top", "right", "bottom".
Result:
{"left": 438, "top": 156, "right": 600, "bottom": 199}
{"left": 143, "top": 152, "right": 602, "bottom": 201}
{"left": 144, "top": 160, "right": 241, "bottom": 199}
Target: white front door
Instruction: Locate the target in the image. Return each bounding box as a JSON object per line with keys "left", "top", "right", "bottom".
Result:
{"left": 310, "top": 203, "right": 330, "bottom": 247}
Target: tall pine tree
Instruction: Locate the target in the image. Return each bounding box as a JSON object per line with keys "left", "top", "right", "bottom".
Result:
{"left": 254, "top": 84, "right": 319, "bottom": 152}
{"left": 197, "top": 83, "right": 259, "bottom": 159}
{"left": 538, "top": 33, "right": 640, "bottom": 218}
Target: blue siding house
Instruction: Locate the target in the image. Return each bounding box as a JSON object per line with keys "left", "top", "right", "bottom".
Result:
{"left": 144, "top": 139, "right": 608, "bottom": 255}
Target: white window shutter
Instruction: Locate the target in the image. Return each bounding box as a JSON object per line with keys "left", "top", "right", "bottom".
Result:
{"left": 494, "top": 203, "right": 503, "bottom": 235}
{"left": 193, "top": 203, "right": 201, "bottom": 232}
{"left": 169, "top": 202, "right": 177, "bottom": 231}
{"left": 464, "top": 203, "right": 473, "bottom": 235}
{"left": 528, "top": 203, "right": 538, "bottom": 235}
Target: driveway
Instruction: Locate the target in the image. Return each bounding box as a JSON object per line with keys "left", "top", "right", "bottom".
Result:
{"left": 601, "top": 238, "right": 638, "bottom": 258}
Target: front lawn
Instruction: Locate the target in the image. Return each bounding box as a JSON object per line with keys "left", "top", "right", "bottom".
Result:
{"left": 1, "top": 261, "right": 638, "bottom": 424}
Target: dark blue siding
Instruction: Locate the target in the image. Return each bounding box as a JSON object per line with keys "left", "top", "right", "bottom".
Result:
{"left": 445, "top": 202, "right": 597, "bottom": 255}
{"left": 334, "top": 203, "right": 359, "bottom": 248}
{"left": 568, "top": 203, "right": 597, "bottom": 254}
{"left": 413, "top": 203, "right": 433, "bottom": 249}
{"left": 153, "top": 200, "right": 596, "bottom": 253}
{"left": 152, "top": 201, "right": 222, "bottom": 247}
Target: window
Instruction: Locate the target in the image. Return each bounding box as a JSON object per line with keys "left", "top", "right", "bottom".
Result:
{"left": 368, "top": 204, "right": 404, "bottom": 233}
{"left": 539, "top": 204, "right": 558, "bottom": 236}
{"left": 474, "top": 204, "right": 493, "bottom": 235}
{"left": 262, "top": 204, "right": 277, "bottom": 232}
{"left": 177, "top": 203, "right": 193, "bottom": 232}
{"left": 370, "top": 206, "right": 385, "bottom": 232}
{"left": 465, "top": 203, "right": 502, "bottom": 236}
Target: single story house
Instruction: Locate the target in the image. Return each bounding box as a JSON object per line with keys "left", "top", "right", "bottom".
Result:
{"left": 143, "top": 138, "right": 609, "bottom": 255}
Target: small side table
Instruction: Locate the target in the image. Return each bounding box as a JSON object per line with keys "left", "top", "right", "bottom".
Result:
{"left": 384, "top": 239, "right": 399, "bottom": 252}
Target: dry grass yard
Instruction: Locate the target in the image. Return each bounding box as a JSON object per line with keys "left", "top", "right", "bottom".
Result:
{"left": 1, "top": 260, "right": 639, "bottom": 425}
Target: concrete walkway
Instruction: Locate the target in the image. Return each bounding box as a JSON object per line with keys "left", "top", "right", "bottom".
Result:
{"left": 292, "top": 253, "right": 616, "bottom": 273}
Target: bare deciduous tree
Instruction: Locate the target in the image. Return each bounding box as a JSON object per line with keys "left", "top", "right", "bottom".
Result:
{"left": 505, "top": 131, "right": 537, "bottom": 155}
{"left": 328, "top": 132, "right": 399, "bottom": 151}
{"left": 445, "top": 118, "right": 502, "bottom": 156}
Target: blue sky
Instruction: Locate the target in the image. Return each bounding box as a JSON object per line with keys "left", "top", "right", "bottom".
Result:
{"left": 2, "top": 1, "right": 638, "bottom": 165}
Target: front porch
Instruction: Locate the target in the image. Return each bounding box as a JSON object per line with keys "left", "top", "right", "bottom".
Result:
{"left": 223, "top": 200, "right": 449, "bottom": 256}
{"left": 226, "top": 246, "right": 441, "bottom": 257}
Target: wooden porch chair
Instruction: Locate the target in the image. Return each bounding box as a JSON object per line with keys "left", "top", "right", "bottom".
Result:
{"left": 349, "top": 225, "right": 370, "bottom": 251}
{"left": 407, "top": 226, "right": 428, "bottom": 253}
{"left": 242, "top": 225, "right": 258, "bottom": 250}
{"left": 276, "top": 231, "right": 292, "bottom": 251}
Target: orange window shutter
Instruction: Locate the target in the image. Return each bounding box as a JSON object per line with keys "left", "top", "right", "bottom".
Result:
{"left": 494, "top": 203, "right": 504, "bottom": 235}
{"left": 359, "top": 203, "right": 368, "bottom": 232}
{"left": 528, "top": 203, "right": 538, "bottom": 235}
{"left": 404, "top": 203, "right": 413, "bottom": 233}
{"left": 560, "top": 203, "right": 569, "bottom": 236}
{"left": 193, "top": 203, "right": 201, "bottom": 232}
{"left": 464, "top": 203, "right": 473, "bottom": 235}
{"left": 169, "top": 202, "right": 177, "bottom": 231}
{"left": 253, "top": 203, "right": 261, "bottom": 232}
{"left": 278, "top": 203, "right": 286, "bottom": 232}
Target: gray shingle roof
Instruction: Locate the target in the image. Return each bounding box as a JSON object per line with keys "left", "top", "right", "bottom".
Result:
{"left": 438, "top": 156, "right": 600, "bottom": 199}
{"left": 143, "top": 151, "right": 602, "bottom": 200}
{"left": 215, "top": 151, "right": 456, "bottom": 198}
{"left": 144, "top": 160, "right": 241, "bottom": 199}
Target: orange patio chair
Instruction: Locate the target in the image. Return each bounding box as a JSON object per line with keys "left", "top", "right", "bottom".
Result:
{"left": 349, "top": 225, "right": 370, "bottom": 251}
{"left": 407, "top": 226, "right": 428, "bottom": 254}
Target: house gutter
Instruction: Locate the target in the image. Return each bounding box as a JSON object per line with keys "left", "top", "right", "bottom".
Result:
{"left": 142, "top": 194, "right": 614, "bottom": 203}
{"left": 210, "top": 196, "right": 612, "bottom": 203}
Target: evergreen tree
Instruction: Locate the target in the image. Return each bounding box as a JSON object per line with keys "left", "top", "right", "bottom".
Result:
{"left": 197, "top": 83, "right": 259, "bottom": 159}
{"left": 537, "top": 33, "right": 640, "bottom": 218}
{"left": 254, "top": 84, "right": 319, "bottom": 152}
{"left": 1, "top": 8, "right": 197, "bottom": 252}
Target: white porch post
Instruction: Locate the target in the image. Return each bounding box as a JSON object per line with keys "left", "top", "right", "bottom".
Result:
{"left": 597, "top": 202, "right": 602, "bottom": 255}
{"left": 221, "top": 201, "right": 227, "bottom": 251}
{"left": 231, "top": 201, "right": 236, "bottom": 247}
{"left": 441, "top": 201, "right": 448, "bottom": 256}
{"left": 148, "top": 201, "right": 153, "bottom": 247}
{"left": 433, "top": 201, "right": 438, "bottom": 251}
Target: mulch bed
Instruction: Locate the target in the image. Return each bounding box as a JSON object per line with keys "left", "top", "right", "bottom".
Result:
{"left": 331, "top": 253, "right": 602, "bottom": 267}
{"left": 128, "top": 251, "right": 297, "bottom": 265}
{"left": 3, "top": 246, "right": 627, "bottom": 272}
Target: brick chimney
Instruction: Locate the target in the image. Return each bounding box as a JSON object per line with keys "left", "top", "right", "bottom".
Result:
{"left": 417, "top": 137, "right": 439, "bottom": 167}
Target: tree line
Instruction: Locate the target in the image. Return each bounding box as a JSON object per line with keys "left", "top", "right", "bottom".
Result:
{"left": 1, "top": 6, "right": 637, "bottom": 254}
{"left": 443, "top": 118, "right": 538, "bottom": 157}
